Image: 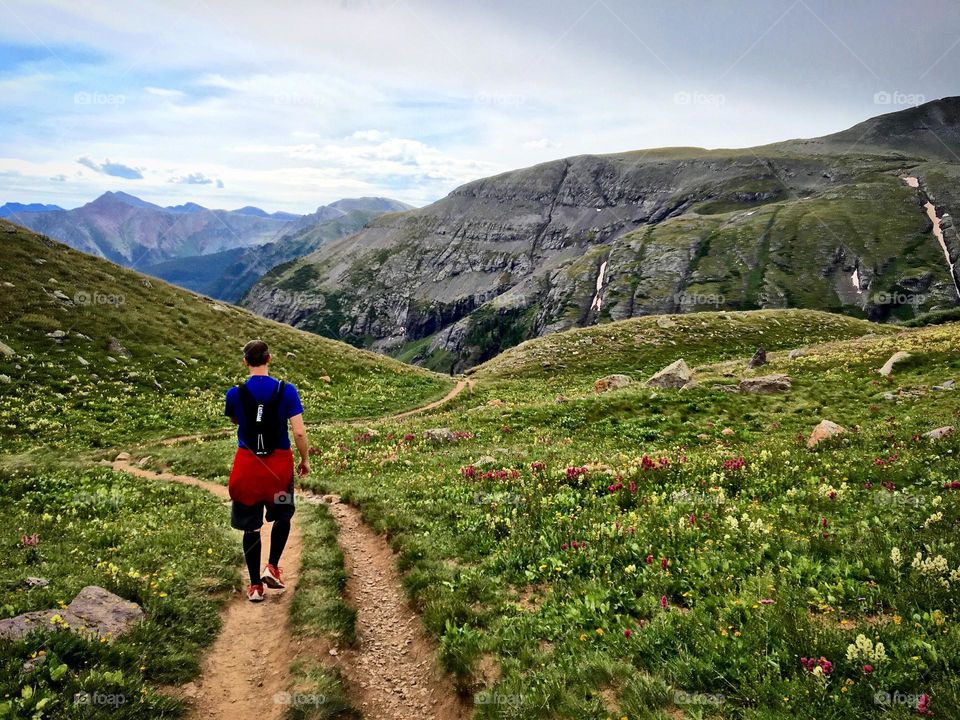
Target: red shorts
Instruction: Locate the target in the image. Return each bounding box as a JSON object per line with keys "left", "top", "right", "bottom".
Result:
{"left": 228, "top": 447, "right": 294, "bottom": 506}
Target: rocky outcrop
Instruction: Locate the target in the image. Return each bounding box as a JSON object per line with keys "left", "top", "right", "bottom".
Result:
{"left": 243, "top": 99, "right": 960, "bottom": 369}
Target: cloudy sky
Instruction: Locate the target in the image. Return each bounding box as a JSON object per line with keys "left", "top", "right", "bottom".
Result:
{"left": 0, "top": 0, "right": 957, "bottom": 213}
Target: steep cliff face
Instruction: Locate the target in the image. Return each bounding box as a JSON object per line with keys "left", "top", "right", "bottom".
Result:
{"left": 245, "top": 98, "right": 960, "bottom": 371}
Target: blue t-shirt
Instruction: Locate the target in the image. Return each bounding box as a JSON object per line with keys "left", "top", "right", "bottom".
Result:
{"left": 224, "top": 376, "right": 304, "bottom": 450}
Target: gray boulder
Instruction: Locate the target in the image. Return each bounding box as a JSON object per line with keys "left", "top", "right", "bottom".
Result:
{"left": 739, "top": 374, "right": 792, "bottom": 394}
{"left": 923, "top": 426, "right": 954, "bottom": 440}
{"left": 645, "top": 359, "right": 693, "bottom": 389}
{"left": 0, "top": 586, "right": 143, "bottom": 642}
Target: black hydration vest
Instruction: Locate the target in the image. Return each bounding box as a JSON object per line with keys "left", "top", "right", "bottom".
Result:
{"left": 236, "top": 379, "right": 286, "bottom": 456}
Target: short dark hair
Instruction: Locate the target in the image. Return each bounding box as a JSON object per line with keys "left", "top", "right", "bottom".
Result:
{"left": 243, "top": 339, "right": 270, "bottom": 367}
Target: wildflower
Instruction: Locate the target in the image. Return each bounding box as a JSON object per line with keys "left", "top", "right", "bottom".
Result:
{"left": 820, "top": 517, "right": 828, "bottom": 528}
{"left": 20, "top": 533, "right": 39, "bottom": 547}
{"left": 660, "top": 557, "right": 668, "bottom": 570}
{"left": 660, "top": 595, "right": 668, "bottom": 610}
{"left": 402, "top": 433, "right": 415, "bottom": 443}
{"left": 918, "top": 693, "right": 933, "bottom": 716}
{"left": 890, "top": 547, "right": 902, "bottom": 567}
{"left": 595, "top": 628, "right": 604, "bottom": 636}
{"left": 560, "top": 543, "right": 568, "bottom": 551}
{"left": 623, "top": 628, "right": 632, "bottom": 638}
{"left": 530, "top": 461, "right": 545, "bottom": 472}
{"left": 722, "top": 457, "right": 745, "bottom": 472}
{"left": 460, "top": 465, "right": 477, "bottom": 479}
{"left": 628, "top": 481, "right": 636, "bottom": 493}
{"left": 760, "top": 598, "right": 775, "bottom": 605}
{"left": 862, "top": 664, "right": 873, "bottom": 674}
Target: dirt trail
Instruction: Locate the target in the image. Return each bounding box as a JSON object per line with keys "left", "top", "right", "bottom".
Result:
{"left": 113, "top": 375, "right": 474, "bottom": 718}
{"left": 382, "top": 378, "right": 471, "bottom": 422}
{"left": 111, "top": 461, "right": 303, "bottom": 720}
{"left": 322, "top": 496, "right": 470, "bottom": 720}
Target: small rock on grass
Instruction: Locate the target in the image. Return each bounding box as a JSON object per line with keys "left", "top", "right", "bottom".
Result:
{"left": 924, "top": 426, "right": 954, "bottom": 440}
{"left": 594, "top": 374, "right": 633, "bottom": 393}
{"left": 808, "top": 420, "right": 845, "bottom": 448}
{"left": 878, "top": 351, "right": 911, "bottom": 377}
{"left": 115, "top": 452, "right": 131, "bottom": 461}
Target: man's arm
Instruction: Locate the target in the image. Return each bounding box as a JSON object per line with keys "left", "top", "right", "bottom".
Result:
{"left": 289, "top": 413, "right": 310, "bottom": 476}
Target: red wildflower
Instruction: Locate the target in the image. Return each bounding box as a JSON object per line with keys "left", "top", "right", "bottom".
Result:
{"left": 623, "top": 628, "right": 632, "bottom": 638}
{"left": 862, "top": 664, "right": 873, "bottom": 674}
{"left": 645, "top": 554, "right": 654, "bottom": 565}
{"left": 660, "top": 595, "right": 668, "bottom": 610}
{"left": 660, "top": 557, "right": 668, "bottom": 570}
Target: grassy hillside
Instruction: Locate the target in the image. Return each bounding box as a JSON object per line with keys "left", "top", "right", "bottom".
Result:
{"left": 0, "top": 220, "right": 452, "bottom": 454}
{"left": 468, "top": 309, "right": 896, "bottom": 402}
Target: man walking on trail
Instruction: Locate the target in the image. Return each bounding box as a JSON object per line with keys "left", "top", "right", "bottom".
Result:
{"left": 225, "top": 339, "right": 310, "bottom": 602}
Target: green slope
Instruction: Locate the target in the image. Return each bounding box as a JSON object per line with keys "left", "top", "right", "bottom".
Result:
{"left": 0, "top": 220, "right": 451, "bottom": 454}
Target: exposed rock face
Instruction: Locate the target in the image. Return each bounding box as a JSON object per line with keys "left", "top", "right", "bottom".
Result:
{"left": 594, "top": 374, "right": 633, "bottom": 393}
{"left": 879, "top": 351, "right": 911, "bottom": 377}
{"left": 0, "top": 586, "right": 143, "bottom": 641}
{"left": 739, "top": 374, "right": 792, "bottom": 393}
{"left": 645, "top": 359, "right": 693, "bottom": 389}
{"left": 244, "top": 98, "right": 960, "bottom": 370}
{"left": 808, "top": 420, "right": 846, "bottom": 448}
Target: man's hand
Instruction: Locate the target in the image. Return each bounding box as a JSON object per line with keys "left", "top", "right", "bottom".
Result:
{"left": 290, "top": 413, "right": 311, "bottom": 478}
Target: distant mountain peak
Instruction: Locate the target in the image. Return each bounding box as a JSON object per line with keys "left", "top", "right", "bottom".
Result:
{"left": 88, "top": 191, "right": 163, "bottom": 211}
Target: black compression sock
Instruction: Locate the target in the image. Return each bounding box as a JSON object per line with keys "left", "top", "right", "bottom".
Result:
{"left": 242, "top": 531, "right": 261, "bottom": 585}
{"left": 268, "top": 519, "right": 290, "bottom": 567}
